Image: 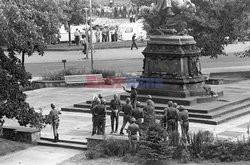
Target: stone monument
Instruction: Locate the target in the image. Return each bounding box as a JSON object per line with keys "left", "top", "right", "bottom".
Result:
{"left": 137, "top": 0, "right": 213, "bottom": 98}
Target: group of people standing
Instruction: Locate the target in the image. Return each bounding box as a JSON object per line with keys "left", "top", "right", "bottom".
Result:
{"left": 92, "top": 4, "right": 140, "bottom": 21}
{"left": 90, "top": 85, "right": 190, "bottom": 145}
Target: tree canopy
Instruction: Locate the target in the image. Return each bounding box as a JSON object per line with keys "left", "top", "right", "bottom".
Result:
{"left": 138, "top": 0, "right": 250, "bottom": 57}
{"left": 0, "top": 47, "right": 43, "bottom": 128}
{"left": 0, "top": 0, "right": 65, "bottom": 66}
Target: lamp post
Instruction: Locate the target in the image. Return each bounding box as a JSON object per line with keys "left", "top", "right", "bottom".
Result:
{"left": 84, "top": 7, "right": 89, "bottom": 59}
{"left": 89, "top": 0, "right": 94, "bottom": 71}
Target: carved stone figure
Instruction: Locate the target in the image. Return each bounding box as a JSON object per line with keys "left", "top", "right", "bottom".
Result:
{"left": 155, "top": 0, "right": 196, "bottom": 14}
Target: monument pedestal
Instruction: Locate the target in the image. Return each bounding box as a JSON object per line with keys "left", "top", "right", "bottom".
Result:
{"left": 138, "top": 35, "right": 208, "bottom": 98}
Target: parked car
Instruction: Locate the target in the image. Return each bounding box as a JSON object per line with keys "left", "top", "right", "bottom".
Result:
{"left": 118, "top": 23, "right": 147, "bottom": 41}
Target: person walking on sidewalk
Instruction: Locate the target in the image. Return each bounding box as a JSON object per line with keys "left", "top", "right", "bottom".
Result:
{"left": 131, "top": 33, "right": 138, "bottom": 50}
{"left": 82, "top": 36, "right": 87, "bottom": 56}
{"left": 49, "top": 103, "right": 61, "bottom": 142}
{"left": 110, "top": 94, "right": 122, "bottom": 133}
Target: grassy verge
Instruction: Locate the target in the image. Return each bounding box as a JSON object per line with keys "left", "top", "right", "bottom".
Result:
{"left": 47, "top": 40, "right": 147, "bottom": 51}
{"left": 0, "top": 138, "right": 31, "bottom": 156}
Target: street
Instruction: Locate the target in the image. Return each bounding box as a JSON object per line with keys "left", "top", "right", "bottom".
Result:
{"left": 15, "top": 42, "right": 250, "bottom": 77}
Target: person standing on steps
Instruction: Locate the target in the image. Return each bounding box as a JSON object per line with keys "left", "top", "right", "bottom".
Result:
{"left": 123, "top": 85, "right": 138, "bottom": 109}
{"left": 110, "top": 94, "right": 122, "bottom": 133}
{"left": 178, "top": 105, "right": 190, "bottom": 144}
{"left": 49, "top": 103, "right": 61, "bottom": 142}
{"left": 131, "top": 33, "right": 138, "bottom": 50}
{"left": 120, "top": 98, "right": 133, "bottom": 135}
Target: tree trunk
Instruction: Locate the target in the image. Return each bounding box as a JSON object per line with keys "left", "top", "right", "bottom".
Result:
{"left": 68, "top": 22, "right": 72, "bottom": 46}
{"left": 22, "top": 52, "right": 25, "bottom": 67}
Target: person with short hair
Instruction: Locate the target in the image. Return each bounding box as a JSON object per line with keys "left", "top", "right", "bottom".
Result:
{"left": 123, "top": 85, "right": 138, "bottom": 108}
{"left": 127, "top": 117, "right": 140, "bottom": 152}
{"left": 131, "top": 33, "right": 138, "bottom": 50}
{"left": 110, "top": 94, "right": 122, "bottom": 133}
{"left": 132, "top": 101, "right": 144, "bottom": 127}
{"left": 178, "top": 105, "right": 190, "bottom": 144}
{"left": 143, "top": 99, "right": 155, "bottom": 127}
{"left": 91, "top": 96, "right": 100, "bottom": 136}
{"left": 93, "top": 98, "right": 106, "bottom": 135}
{"left": 166, "top": 101, "right": 179, "bottom": 133}
{"left": 49, "top": 103, "right": 61, "bottom": 142}
{"left": 120, "top": 98, "right": 133, "bottom": 135}
{"left": 74, "top": 29, "right": 81, "bottom": 45}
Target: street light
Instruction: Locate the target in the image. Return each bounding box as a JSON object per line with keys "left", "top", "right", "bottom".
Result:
{"left": 89, "top": 0, "right": 94, "bottom": 71}
{"left": 84, "top": 7, "right": 89, "bottom": 59}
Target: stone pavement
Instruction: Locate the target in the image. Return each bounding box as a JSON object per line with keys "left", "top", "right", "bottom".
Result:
{"left": 2, "top": 80, "right": 250, "bottom": 165}
{"left": 4, "top": 80, "right": 250, "bottom": 143}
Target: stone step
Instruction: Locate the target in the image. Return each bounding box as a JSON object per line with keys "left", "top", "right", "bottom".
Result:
{"left": 75, "top": 101, "right": 168, "bottom": 110}
{"left": 189, "top": 106, "right": 250, "bottom": 125}
{"left": 189, "top": 103, "right": 250, "bottom": 119}
{"left": 40, "top": 137, "right": 87, "bottom": 145}
{"left": 37, "top": 138, "right": 87, "bottom": 150}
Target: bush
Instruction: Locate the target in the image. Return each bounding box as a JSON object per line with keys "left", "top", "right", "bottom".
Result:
{"left": 85, "top": 138, "right": 131, "bottom": 160}
{"left": 91, "top": 69, "right": 116, "bottom": 78}
{"left": 190, "top": 131, "right": 214, "bottom": 158}
{"left": 41, "top": 67, "right": 89, "bottom": 80}
{"left": 98, "top": 138, "right": 130, "bottom": 157}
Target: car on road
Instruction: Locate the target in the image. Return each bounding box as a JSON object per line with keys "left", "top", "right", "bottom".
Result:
{"left": 118, "top": 23, "right": 147, "bottom": 41}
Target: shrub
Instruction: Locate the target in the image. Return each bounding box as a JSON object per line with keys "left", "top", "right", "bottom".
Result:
{"left": 85, "top": 149, "right": 103, "bottom": 160}
{"left": 91, "top": 69, "right": 116, "bottom": 78}
{"left": 98, "top": 138, "right": 130, "bottom": 157}
{"left": 41, "top": 67, "right": 89, "bottom": 80}
{"left": 190, "top": 131, "right": 214, "bottom": 158}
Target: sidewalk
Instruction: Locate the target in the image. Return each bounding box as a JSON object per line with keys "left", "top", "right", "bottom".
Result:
{"left": 2, "top": 80, "right": 250, "bottom": 164}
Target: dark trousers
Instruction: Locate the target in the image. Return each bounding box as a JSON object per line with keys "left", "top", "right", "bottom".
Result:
{"left": 96, "top": 118, "right": 106, "bottom": 135}
{"left": 82, "top": 43, "right": 87, "bottom": 54}
{"left": 75, "top": 36, "right": 80, "bottom": 45}
{"left": 167, "top": 119, "right": 177, "bottom": 133}
{"left": 131, "top": 98, "right": 137, "bottom": 108}
{"left": 111, "top": 112, "right": 119, "bottom": 132}
{"left": 181, "top": 122, "right": 190, "bottom": 143}
{"left": 92, "top": 116, "right": 97, "bottom": 135}
{"left": 131, "top": 41, "right": 138, "bottom": 50}
{"left": 120, "top": 115, "right": 131, "bottom": 133}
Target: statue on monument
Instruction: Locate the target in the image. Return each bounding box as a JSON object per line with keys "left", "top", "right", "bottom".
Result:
{"left": 153, "top": 0, "right": 196, "bottom": 35}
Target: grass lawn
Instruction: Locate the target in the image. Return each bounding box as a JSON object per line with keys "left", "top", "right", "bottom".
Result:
{"left": 0, "top": 138, "right": 31, "bottom": 156}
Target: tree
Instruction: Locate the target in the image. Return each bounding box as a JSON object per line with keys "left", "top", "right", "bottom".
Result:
{"left": 59, "top": 0, "right": 88, "bottom": 46}
{"left": 138, "top": 0, "right": 250, "bottom": 57}
{"left": 0, "top": 47, "right": 44, "bottom": 128}
{"left": 0, "top": 0, "right": 65, "bottom": 66}
{"left": 131, "top": 0, "right": 154, "bottom": 6}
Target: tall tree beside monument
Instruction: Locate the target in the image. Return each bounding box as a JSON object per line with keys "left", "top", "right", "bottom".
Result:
{"left": 138, "top": 0, "right": 250, "bottom": 58}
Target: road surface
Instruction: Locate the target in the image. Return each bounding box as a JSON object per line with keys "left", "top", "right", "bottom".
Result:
{"left": 14, "top": 42, "right": 250, "bottom": 77}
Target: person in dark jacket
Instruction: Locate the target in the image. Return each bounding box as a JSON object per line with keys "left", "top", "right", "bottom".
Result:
{"left": 179, "top": 105, "right": 190, "bottom": 144}
{"left": 131, "top": 33, "right": 138, "bottom": 50}
{"left": 123, "top": 85, "right": 138, "bottom": 108}
{"left": 110, "top": 94, "right": 122, "bottom": 133}
{"left": 93, "top": 99, "right": 106, "bottom": 135}
{"left": 120, "top": 98, "right": 133, "bottom": 135}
